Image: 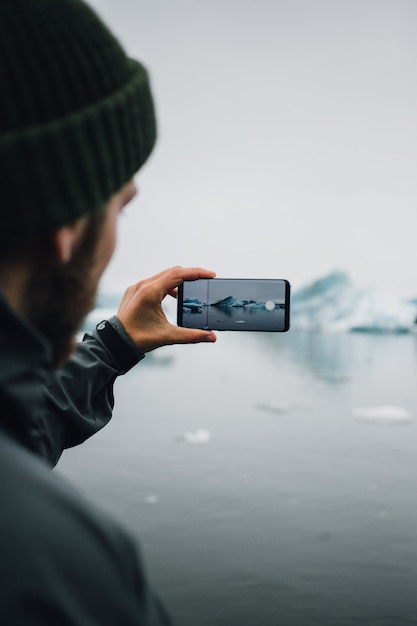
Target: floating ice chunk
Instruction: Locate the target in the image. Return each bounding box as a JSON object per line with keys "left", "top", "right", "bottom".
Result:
{"left": 182, "top": 428, "right": 212, "bottom": 444}
{"left": 256, "top": 400, "right": 294, "bottom": 415}
{"left": 353, "top": 405, "right": 412, "bottom": 424}
{"left": 144, "top": 494, "right": 160, "bottom": 505}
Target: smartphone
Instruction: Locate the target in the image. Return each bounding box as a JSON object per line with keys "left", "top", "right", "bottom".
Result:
{"left": 177, "top": 278, "right": 290, "bottom": 332}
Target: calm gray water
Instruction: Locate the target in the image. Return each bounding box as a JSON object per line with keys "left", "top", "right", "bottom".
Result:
{"left": 58, "top": 331, "right": 417, "bottom": 626}
{"left": 183, "top": 305, "right": 287, "bottom": 331}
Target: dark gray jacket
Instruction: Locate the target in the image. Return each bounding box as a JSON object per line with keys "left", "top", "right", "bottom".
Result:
{"left": 0, "top": 291, "right": 173, "bottom": 625}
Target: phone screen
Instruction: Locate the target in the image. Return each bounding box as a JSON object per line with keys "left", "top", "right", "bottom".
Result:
{"left": 178, "top": 278, "right": 290, "bottom": 332}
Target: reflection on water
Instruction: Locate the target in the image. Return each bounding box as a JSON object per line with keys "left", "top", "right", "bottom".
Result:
{"left": 257, "top": 330, "right": 356, "bottom": 384}
{"left": 259, "top": 330, "right": 417, "bottom": 389}
{"left": 58, "top": 331, "right": 417, "bottom": 626}
{"left": 183, "top": 305, "right": 287, "bottom": 331}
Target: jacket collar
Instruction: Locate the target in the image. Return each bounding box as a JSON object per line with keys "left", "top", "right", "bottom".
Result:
{"left": 0, "top": 288, "right": 54, "bottom": 458}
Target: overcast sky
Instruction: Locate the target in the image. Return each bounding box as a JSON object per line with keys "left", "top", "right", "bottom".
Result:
{"left": 183, "top": 279, "right": 287, "bottom": 303}
{"left": 90, "top": 0, "right": 417, "bottom": 297}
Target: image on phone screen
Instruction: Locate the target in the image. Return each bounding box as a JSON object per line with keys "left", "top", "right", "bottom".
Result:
{"left": 178, "top": 278, "right": 290, "bottom": 332}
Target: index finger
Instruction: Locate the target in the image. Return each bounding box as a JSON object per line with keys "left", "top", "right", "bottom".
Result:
{"left": 155, "top": 266, "right": 217, "bottom": 295}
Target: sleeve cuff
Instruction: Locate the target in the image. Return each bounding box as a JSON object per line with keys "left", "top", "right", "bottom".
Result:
{"left": 93, "top": 316, "right": 145, "bottom": 373}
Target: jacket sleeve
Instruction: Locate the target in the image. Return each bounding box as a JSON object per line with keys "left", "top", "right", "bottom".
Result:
{"left": 43, "top": 316, "right": 145, "bottom": 467}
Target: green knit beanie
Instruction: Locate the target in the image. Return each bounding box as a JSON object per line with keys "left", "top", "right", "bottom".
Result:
{"left": 0, "top": 0, "right": 157, "bottom": 236}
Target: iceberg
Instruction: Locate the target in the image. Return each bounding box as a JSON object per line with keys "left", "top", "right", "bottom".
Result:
{"left": 182, "top": 298, "right": 203, "bottom": 312}
{"left": 211, "top": 296, "right": 235, "bottom": 308}
{"left": 180, "top": 428, "right": 212, "bottom": 444}
{"left": 353, "top": 405, "right": 412, "bottom": 425}
{"left": 211, "top": 296, "right": 275, "bottom": 309}
{"left": 255, "top": 400, "right": 302, "bottom": 415}
{"left": 291, "top": 271, "right": 417, "bottom": 333}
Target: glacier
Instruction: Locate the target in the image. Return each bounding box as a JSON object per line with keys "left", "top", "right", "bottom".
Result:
{"left": 82, "top": 271, "right": 417, "bottom": 334}
{"left": 290, "top": 271, "right": 417, "bottom": 333}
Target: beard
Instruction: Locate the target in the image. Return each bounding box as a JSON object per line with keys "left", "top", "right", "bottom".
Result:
{"left": 22, "top": 211, "right": 105, "bottom": 368}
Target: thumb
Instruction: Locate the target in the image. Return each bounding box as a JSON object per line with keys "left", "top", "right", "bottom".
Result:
{"left": 173, "top": 328, "right": 217, "bottom": 345}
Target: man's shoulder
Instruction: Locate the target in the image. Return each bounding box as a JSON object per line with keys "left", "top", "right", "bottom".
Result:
{"left": 1, "top": 431, "right": 123, "bottom": 536}
{"left": 0, "top": 433, "right": 170, "bottom": 625}
{"left": 0, "top": 430, "right": 138, "bottom": 570}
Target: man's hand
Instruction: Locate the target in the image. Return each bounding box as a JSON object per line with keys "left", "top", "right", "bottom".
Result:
{"left": 117, "top": 266, "right": 217, "bottom": 353}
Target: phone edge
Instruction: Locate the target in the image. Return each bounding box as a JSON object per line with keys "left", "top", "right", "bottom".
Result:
{"left": 177, "top": 278, "right": 291, "bottom": 332}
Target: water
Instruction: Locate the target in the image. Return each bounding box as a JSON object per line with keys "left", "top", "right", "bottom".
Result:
{"left": 182, "top": 305, "right": 287, "bottom": 331}
{"left": 57, "top": 331, "right": 417, "bottom": 625}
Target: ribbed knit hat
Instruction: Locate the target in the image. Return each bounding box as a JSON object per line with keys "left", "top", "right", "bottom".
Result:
{"left": 0, "top": 0, "right": 156, "bottom": 236}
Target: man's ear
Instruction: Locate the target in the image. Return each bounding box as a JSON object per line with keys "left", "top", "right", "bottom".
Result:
{"left": 51, "top": 219, "right": 87, "bottom": 263}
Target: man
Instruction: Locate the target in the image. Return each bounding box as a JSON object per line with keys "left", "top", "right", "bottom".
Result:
{"left": 0, "top": 0, "right": 216, "bottom": 623}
